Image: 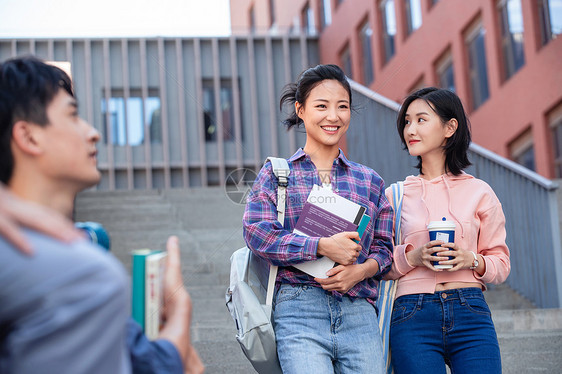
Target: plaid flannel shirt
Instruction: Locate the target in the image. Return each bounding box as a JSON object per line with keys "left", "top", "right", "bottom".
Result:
{"left": 243, "top": 149, "right": 393, "bottom": 304}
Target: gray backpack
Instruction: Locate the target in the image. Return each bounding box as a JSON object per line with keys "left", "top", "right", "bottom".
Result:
{"left": 225, "top": 157, "right": 288, "bottom": 374}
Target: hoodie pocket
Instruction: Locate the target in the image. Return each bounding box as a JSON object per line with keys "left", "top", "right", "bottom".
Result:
{"left": 461, "top": 220, "right": 477, "bottom": 250}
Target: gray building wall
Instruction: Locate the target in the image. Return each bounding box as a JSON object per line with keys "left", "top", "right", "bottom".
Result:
{"left": 0, "top": 36, "right": 318, "bottom": 189}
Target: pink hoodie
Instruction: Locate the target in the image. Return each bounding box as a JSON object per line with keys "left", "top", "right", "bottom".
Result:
{"left": 384, "top": 172, "right": 510, "bottom": 299}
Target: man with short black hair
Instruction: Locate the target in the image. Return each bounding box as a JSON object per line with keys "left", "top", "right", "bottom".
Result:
{"left": 0, "top": 56, "right": 203, "bottom": 374}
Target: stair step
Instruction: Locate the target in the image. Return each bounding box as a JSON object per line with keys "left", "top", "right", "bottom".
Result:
{"left": 485, "top": 283, "right": 536, "bottom": 310}
{"left": 73, "top": 189, "right": 562, "bottom": 374}
{"left": 492, "top": 308, "right": 562, "bottom": 333}
{"left": 193, "top": 341, "right": 255, "bottom": 373}
{"left": 499, "top": 330, "right": 562, "bottom": 374}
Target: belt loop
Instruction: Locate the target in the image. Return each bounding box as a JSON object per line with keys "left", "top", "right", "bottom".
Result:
{"left": 417, "top": 294, "right": 424, "bottom": 309}
{"left": 458, "top": 288, "right": 467, "bottom": 305}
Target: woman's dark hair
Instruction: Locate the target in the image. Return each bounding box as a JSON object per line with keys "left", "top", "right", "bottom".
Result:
{"left": 0, "top": 56, "right": 73, "bottom": 184}
{"left": 279, "top": 64, "right": 351, "bottom": 129}
{"left": 397, "top": 87, "right": 471, "bottom": 175}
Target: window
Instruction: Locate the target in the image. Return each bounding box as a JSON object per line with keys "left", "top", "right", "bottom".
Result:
{"left": 269, "top": 0, "right": 276, "bottom": 27}
{"left": 498, "top": 0, "right": 525, "bottom": 80}
{"left": 466, "top": 23, "right": 490, "bottom": 110}
{"left": 380, "top": 0, "right": 396, "bottom": 63}
{"left": 202, "top": 79, "right": 239, "bottom": 143}
{"left": 320, "top": 0, "right": 332, "bottom": 30}
{"left": 249, "top": 6, "right": 256, "bottom": 33}
{"left": 549, "top": 105, "right": 562, "bottom": 177}
{"left": 360, "top": 20, "right": 374, "bottom": 85}
{"left": 405, "top": 0, "right": 423, "bottom": 35}
{"left": 553, "top": 123, "right": 562, "bottom": 176}
{"left": 101, "top": 89, "right": 161, "bottom": 146}
{"left": 509, "top": 128, "right": 536, "bottom": 171}
{"left": 302, "top": 2, "right": 316, "bottom": 35}
{"left": 340, "top": 44, "right": 352, "bottom": 79}
{"left": 538, "top": 0, "right": 562, "bottom": 45}
{"left": 435, "top": 51, "right": 455, "bottom": 92}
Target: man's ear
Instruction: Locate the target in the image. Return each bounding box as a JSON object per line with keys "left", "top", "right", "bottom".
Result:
{"left": 11, "top": 121, "right": 44, "bottom": 156}
{"left": 444, "top": 118, "right": 458, "bottom": 139}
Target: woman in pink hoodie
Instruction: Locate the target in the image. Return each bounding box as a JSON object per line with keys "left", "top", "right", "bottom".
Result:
{"left": 385, "top": 87, "right": 510, "bottom": 374}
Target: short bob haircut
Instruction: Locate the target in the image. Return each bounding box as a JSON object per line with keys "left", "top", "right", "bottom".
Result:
{"left": 279, "top": 64, "right": 351, "bottom": 129}
{"left": 0, "top": 56, "right": 73, "bottom": 184}
{"left": 397, "top": 87, "right": 471, "bottom": 176}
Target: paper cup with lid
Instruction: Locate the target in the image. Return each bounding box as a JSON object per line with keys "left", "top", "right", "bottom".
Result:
{"left": 427, "top": 218, "right": 456, "bottom": 269}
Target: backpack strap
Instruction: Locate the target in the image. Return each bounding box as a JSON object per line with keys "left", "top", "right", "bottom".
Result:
{"left": 263, "top": 157, "right": 290, "bottom": 306}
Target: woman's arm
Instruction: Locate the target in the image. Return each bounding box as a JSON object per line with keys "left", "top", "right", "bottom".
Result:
{"left": 382, "top": 185, "right": 417, "bottom": 280}
{"left": 472, "top": 202, "right": 510, "bottom": 283}
{"left": 242, "top": 163, "right": 320, "bottom": 266}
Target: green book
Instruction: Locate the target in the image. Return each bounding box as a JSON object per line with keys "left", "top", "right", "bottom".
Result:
{"left": 131, "top": 249, "right": 159, "bottom": 329}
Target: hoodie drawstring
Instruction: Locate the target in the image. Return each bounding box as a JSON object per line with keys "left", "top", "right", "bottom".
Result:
{"left": 419, "top": 178, "right": 431, "bottom": 229}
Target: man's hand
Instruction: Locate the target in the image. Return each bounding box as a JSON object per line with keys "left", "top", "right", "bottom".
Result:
{"left": 0, "top": 184, "right": 82, "bottom": 254}
{"left": 158, "top": 236, "right": 204, "bottom": 374}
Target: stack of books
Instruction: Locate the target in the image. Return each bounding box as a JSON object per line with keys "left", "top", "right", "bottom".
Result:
{"left": 292, "top": 185, "right": 370, "bottom": 278}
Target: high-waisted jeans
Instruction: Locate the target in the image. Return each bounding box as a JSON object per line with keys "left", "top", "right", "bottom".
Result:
{"left": 390, "top": 288, "right": 501, "bottom": 374}
{"left": 273, "top": 284, "right": 384, "bottom": 374}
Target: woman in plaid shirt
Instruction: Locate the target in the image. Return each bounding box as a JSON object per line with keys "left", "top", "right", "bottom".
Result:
{"left": 243, "top": 64, "right": 393, "bottom": 374}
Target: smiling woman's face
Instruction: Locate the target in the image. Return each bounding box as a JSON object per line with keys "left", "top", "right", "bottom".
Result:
{"left": 296, "top": 79, "right": 351, "bottom": 153}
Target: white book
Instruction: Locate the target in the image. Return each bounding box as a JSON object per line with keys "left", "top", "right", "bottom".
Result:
{"left": 144, "top": 251, "right": 167, "bottom": 340}
{"left": 292, "top": 185, "right": 369, "bottom": 279}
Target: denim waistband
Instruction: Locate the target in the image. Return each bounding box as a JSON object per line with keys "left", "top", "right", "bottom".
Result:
{"left": 395, "top": 287, "right": 485, "bottom": 304}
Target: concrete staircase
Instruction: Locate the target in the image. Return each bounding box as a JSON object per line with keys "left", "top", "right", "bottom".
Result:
{"left": 74, "top": 188, "right": 562, "bottom": 374}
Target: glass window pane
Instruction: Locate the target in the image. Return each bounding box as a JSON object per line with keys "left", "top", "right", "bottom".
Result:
{"left": 381, "top": 0, "right": 396, "bottom": 62}
{"left": 126, "top": 97, "right": 144, "bottom": 146}
{"left": 302, "top": 3, "right": 316, "bottom": 34}
{"left": 515, "top": 146, "right": 536, "bottom": 171}
{"left": 539, "top": 0, "right": 562, "bottom": 44}
{"left": 361, "top": 22, "right": 374, "bottom": 84}
{"left": 500, "top": 0, "right": 525, "bottom": 79}
{"left": 269, "top": 0, "right": 275, "bottom": 26}
{"left": 203, "top": 84, "right": 216, "bottom": 142}
{"left": 438, "top": 60, "right": 455, "bottom": 93}
{"left": 341, "top": 46, "right": 352, "bottom": 79}
{"left": 467, "top": 27, "right": 490, "bottom": 109}
{"left": 321, "top": 0, "right": 332, "bottom": 29}
{"left": 101, "top": 91, "right": 160, "bottom": 146}
{"left": 220, "top": 86, "right": 234, "bottom": 141}
{"left": 554, "top": 121, "right": 562, "bottom": 177}
{"left": 146, "top": 97, "right": 161, "bottom": 143}
{"left": 549, "top": 0, "right": 562, "bottom": 37}
{"left": 202, "top": 80, "right": 238, "bottom": 142}
{"left": 406, "top": 0, "right": 422, "bottom": 34}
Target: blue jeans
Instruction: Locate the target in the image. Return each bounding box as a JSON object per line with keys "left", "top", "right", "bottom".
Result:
{"left": 390, "top": 288, "right": 501, "bottom": 374}
{"left": 273, "top": 284, "right": 384, "bottom": 374}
